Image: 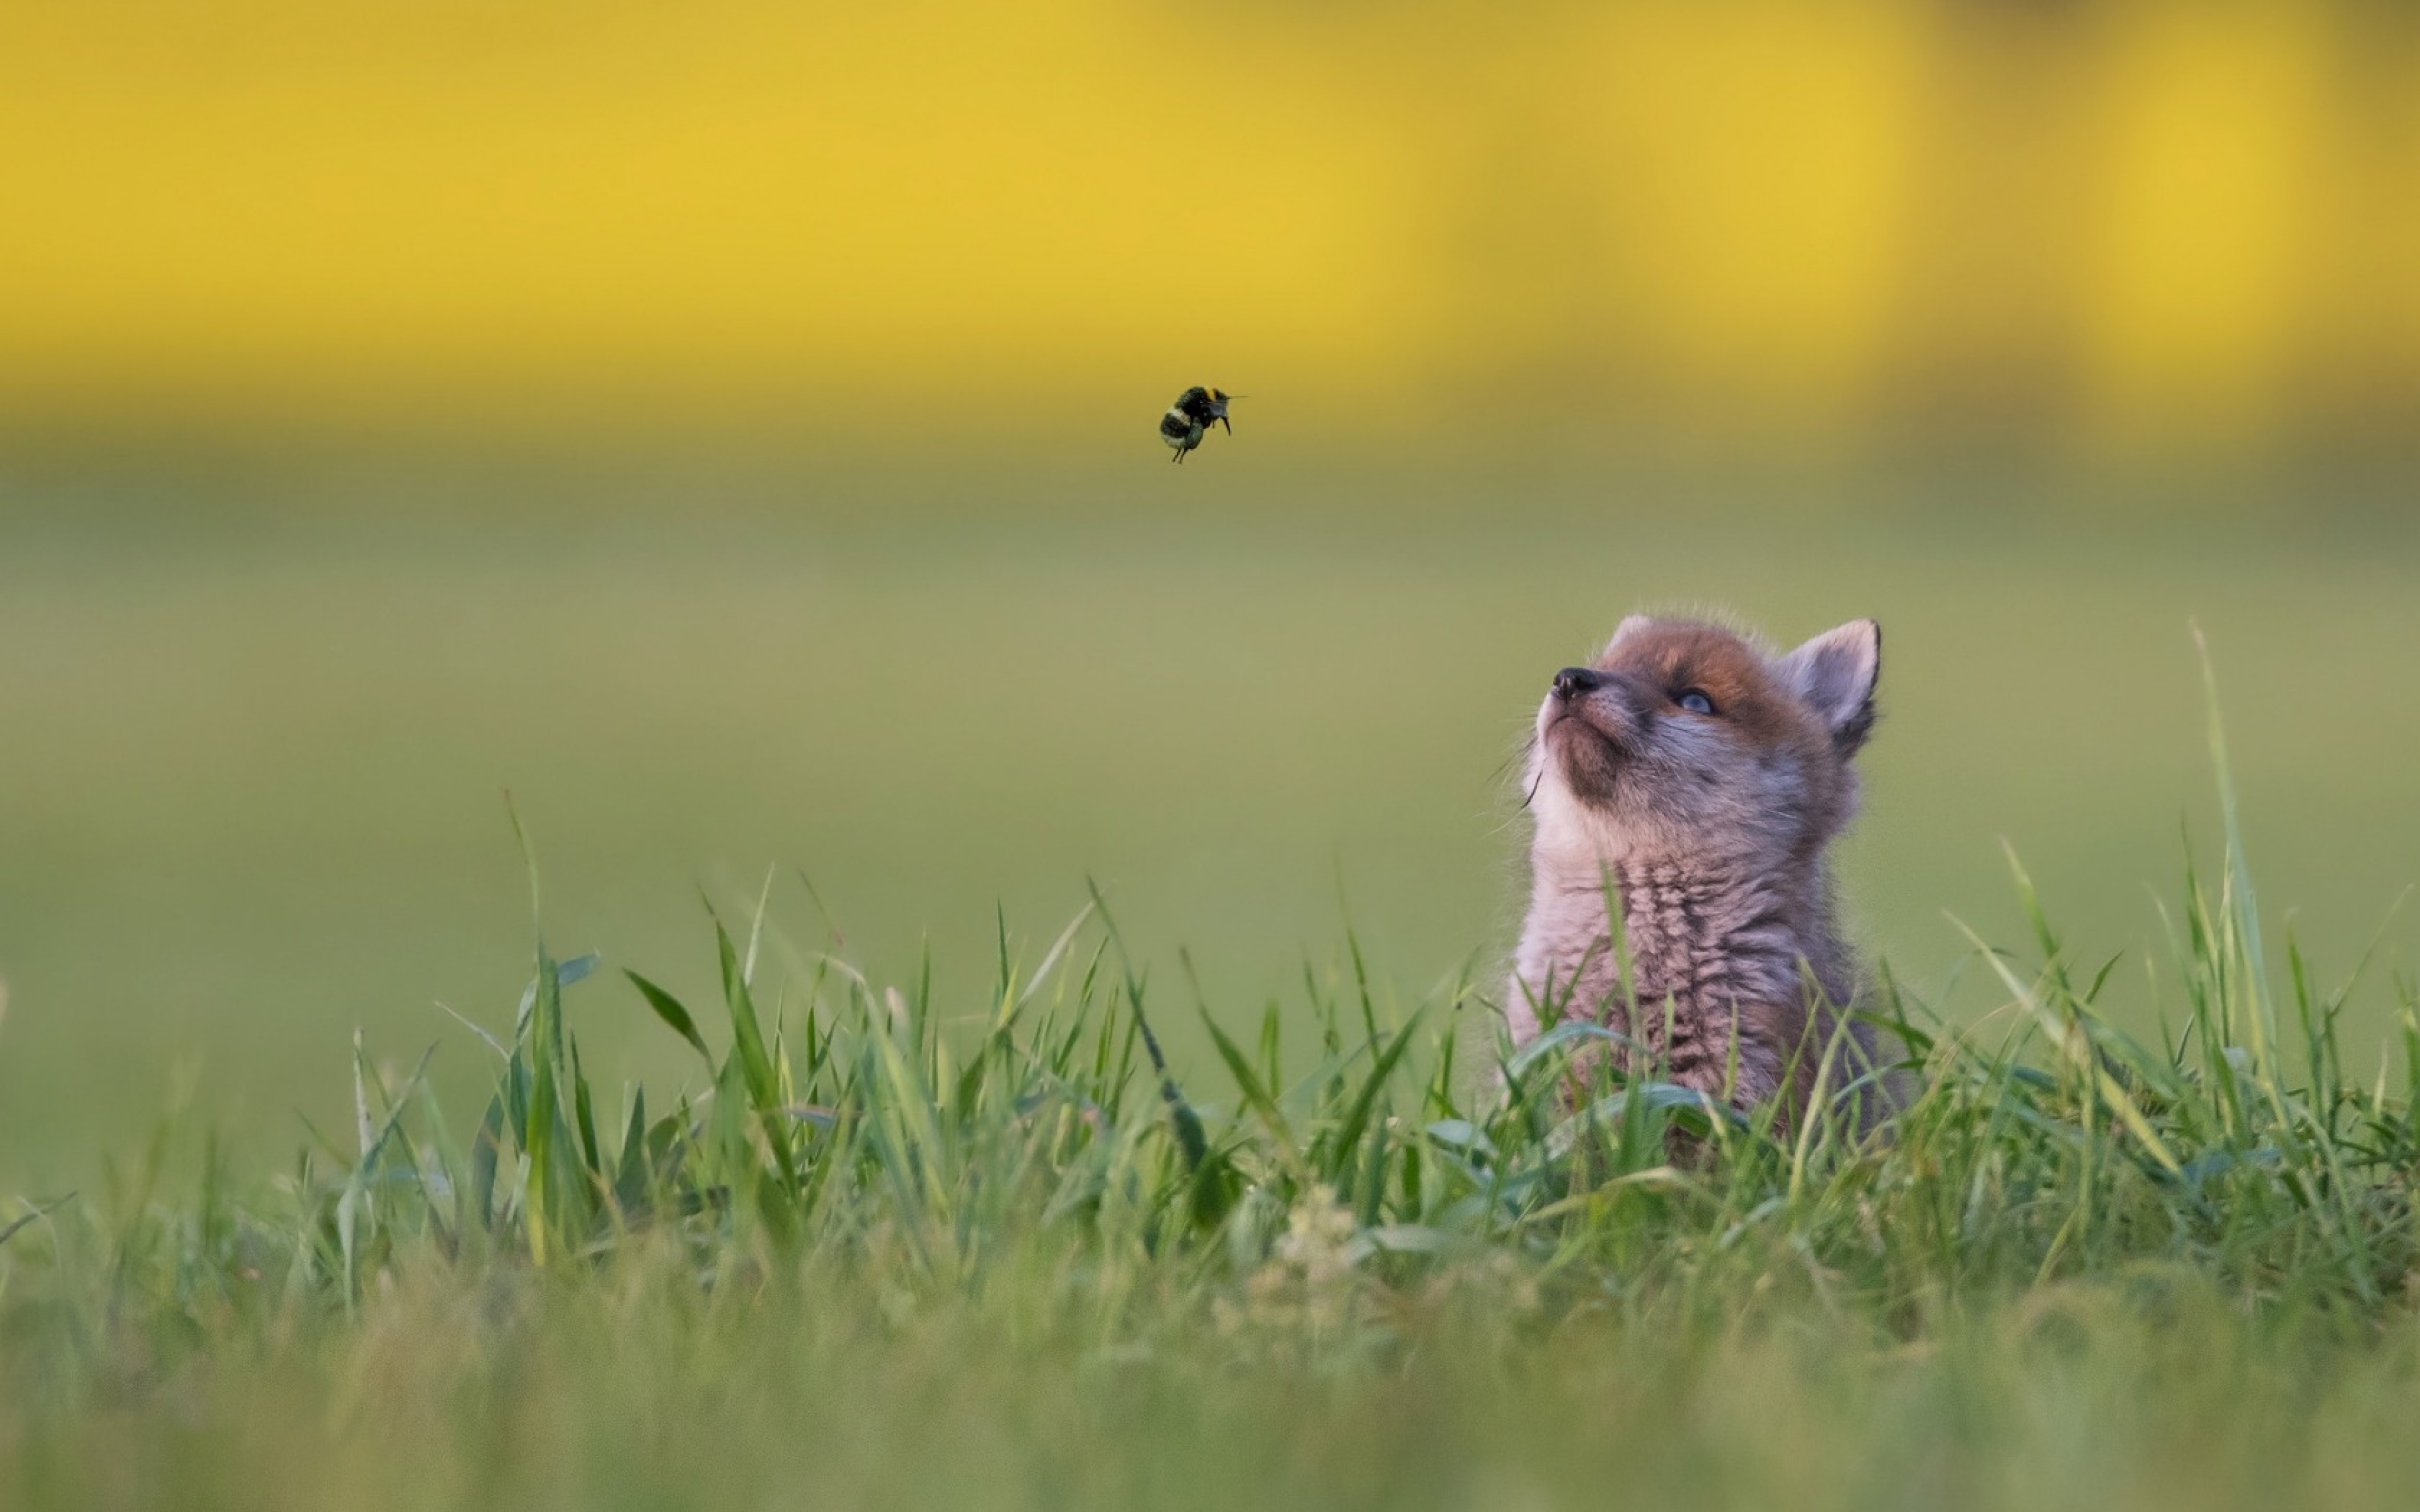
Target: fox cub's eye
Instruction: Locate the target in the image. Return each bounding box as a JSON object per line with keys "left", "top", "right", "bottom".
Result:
{"left": 1676, "top": 689, "right": 1716, "bottom": 716}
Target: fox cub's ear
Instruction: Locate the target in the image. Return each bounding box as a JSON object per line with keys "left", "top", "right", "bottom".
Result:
{"left": 1780, "top": 619, "right": 1881, "bottom": 755}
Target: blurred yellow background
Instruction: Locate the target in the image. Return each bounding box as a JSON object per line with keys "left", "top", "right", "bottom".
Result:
{"left": 6, "top": 0, "right": 2417, "bottom": 449}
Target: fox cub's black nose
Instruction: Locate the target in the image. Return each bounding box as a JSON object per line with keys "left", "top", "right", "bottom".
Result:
{"left": 1551, "top": 667, "right": 1606, "bottom": 701}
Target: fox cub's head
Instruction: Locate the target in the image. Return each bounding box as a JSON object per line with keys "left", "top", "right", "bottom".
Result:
{"left": 1526, "top": 616, "right": 1881, "bottom": 871}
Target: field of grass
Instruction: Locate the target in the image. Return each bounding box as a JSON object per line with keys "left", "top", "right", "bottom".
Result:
{"left": 2, "top": 461, "right": 2418, "bottom": 1508}
{"left": 4, "top": 710, "right": 2419, "bottom": 1509}
{"left": 3, "top": 466, "right": 2417, "bottom": 1189}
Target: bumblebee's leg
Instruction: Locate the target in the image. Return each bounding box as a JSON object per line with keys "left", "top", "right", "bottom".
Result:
{"left": 1218, "top": 416, "right": 1231, "bottom": 435}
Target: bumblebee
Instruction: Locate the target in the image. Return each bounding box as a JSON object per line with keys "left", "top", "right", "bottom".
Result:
{"left": 1159, "top": 386, "right": 1235, "bottom": 462}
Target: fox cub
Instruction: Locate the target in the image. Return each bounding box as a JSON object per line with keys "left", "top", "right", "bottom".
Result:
{"left": 1509, "top": 614, "right": 1895, "bottom": 1128}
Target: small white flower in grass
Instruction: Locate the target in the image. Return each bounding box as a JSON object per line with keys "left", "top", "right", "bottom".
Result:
{"left": 1218, "top": 1184, "right": 1372, "bottom": 1339}
{"left": 1273, "top": 1184, "right": 1361, "bottom": 1292}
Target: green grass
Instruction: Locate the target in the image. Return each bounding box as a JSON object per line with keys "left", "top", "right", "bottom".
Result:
{"left": 3, "top": 466, "right": 2418, "bottom": 1507}
{"left": 6, "top": 673, "right": 2420, "bottom": 1511}
{"left": 4, "top": 477, "right": 2419, "bottom": 1188}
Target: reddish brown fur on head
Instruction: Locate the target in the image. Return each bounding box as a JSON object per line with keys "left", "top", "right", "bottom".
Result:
{"left": 1528, "top": 615, "right": 1881, "bottom": 873}
{"left": 1600, "top": 619, "right": 1821, "bottom": 753}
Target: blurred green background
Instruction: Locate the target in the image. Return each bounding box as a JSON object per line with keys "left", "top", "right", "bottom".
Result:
{"left": 3, "top": 467, "right": 2414, "bottom": 1186}
{"left": 3, "top": 1, "right": 2418, "bottom": 1184}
